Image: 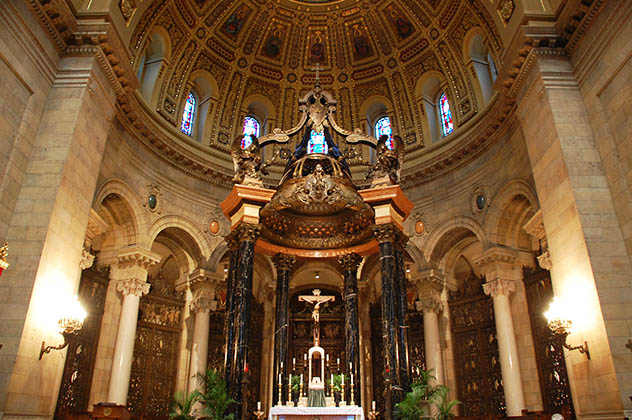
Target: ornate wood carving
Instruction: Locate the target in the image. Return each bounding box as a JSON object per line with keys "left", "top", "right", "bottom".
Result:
{"left": 523, "top": 268, "right": 574, "bottom": 415}
{"left": 208, "top": 310, "right": 226, "bottom": 372}
{"left": 54, "top": 265, "right": 109, "bottom": 420}
{"left": 370, "top": 303, "right": 386, "bottom": 414}
{"left": 127, "top": 274, "right": 184, "bottom": 420}
{"left": 407, "top": 311, "right": 426, "bottom": 378}
{"left": 448, "top": 274, "right": 505, "bottom": 416}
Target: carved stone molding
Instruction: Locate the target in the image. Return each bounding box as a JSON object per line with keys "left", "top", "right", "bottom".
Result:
{"left": 190, "top": 288, "right": 217, "bottom": 314}
{"left": 474, "top": 246, "right": 521, "bottom": 283}
{"left": 482, "top": 278, "right": 516, "bottom": 298}
{"left": 235, "top": 223, "right": 261, "bottom": 243}
{"left": 338, "top": 252, "right": 362, "bottom": 272}
{"left": 116, "top": 246, "right": 162, "bottom": 269}
{"left": 85, "top": 209, "right": 108, "bottom": 248}
{"left": 117, "top": 277, "right": 151, "bottom": 297}
{"left": 415, "top": 296, "right": 443, "bottom": 314}
{"left": 272, "top": 253, "right": 296, "bottom": 271}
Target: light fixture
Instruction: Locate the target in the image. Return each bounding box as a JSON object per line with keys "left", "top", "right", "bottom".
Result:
{"left": 315, "top": 271, "right": 320, "bottom": 280}
{"left": 0, "top": 242, "right": 8, "bottom": 279}
{"left": 544, "top": 297, "right": 590, "bottom": 359}
{"left": 39, "top": 295, "right": 87, "bottom": 359}
{"left": 223, "top": 264, "right": 228, "bottom": 273}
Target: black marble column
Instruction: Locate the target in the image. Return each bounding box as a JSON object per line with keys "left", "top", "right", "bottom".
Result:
{"left": 272, "top": 253, "right": 295, "bottom": 405}
{"left": 394, "top": 232, "right": 411, "bottom": 392}
{"left": 374, "top": 224, "right": 401, "bottom": 420}
{"left": 223, "top": 232, "right": 239, "bottom": 386}
{"left": 339, "top": 252, "right": 362, "bottom": 406}
{"left": 228, "top": 223, "right": 260, "bottom": 420}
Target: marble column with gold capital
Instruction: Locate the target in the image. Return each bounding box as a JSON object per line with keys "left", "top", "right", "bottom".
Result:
{"left": 107, "top": 247, "right": 161, "bottom": 405}
{"left": 413, "top": 269, "right": 445, "bottom": 387}
{"left": 339, "top": 252, "right": 363, "bottom": 405}
{"left": 272, "top": 253, "right": 296, "bottom": 405}
{"left": 476, "top": 248, "right": 525, "bottom": 417}
{"left": 188, "top": 270, "right": 220, "bottom": 392}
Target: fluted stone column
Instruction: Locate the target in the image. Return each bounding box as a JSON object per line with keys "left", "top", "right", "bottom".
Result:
{"left": 394, "top": 233, "right": 411, "bottom": 391}
{"left": 272, "top": 253, "right": 295, "bottom": 405}
{"left": 413, "top": 269, "right": 446, "bottom": 386}
{"left": 223, "top": 233, "right": 239, "bottom": 384}
{"left": 229, "top": 223, "right": 261, "bottom": 418}
{"left": 374, "top": 224, "right": 401, "bottom": 419}
{"left": 188, "top": 270, "right": 219, "bottom": 392}
{"left": 476, "top": 248, "right": 525, "bottom": 416}
{"left": 339, "top": 252, "right": 362, "bottom": 405}
{"left": 107, "top": 247, "right": 160, "bottom": 405}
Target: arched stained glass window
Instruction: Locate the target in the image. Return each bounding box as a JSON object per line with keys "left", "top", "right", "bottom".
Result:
{"left": 375, "top": 116, "right": 394, "bottom": 150}
{"left": 242, "top": 116, "right": 260, "bottom": 149}
{"left": 180, "top": 91, "right": 196, "bottom": 136}
{"left": 439, "top": 92, "right": 454, "bottom": 137}
{"left": 307, "top": 130, "right": 328, "bottom": 154}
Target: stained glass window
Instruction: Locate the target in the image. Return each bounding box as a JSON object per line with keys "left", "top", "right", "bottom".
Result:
{"left": 439, "top": 92, "right": 454, "bottom": 136}
{"left": 180, "top": 91, "right": 196, "bottom": 136}
{"left": 242, "top": 116, "right": 260, "bottom": 149}
{"left": 307, "top": 130, "right": 328, "bottom": 154}
{"left": 375, "top": 116, "right": 394, "bottom": 150}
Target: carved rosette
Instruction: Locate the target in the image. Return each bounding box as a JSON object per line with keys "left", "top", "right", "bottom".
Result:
{"left": 338, "top": 252, "right": 362, "bottom": 272}
{"left": 117, "top": 277, "right": 151, "bottom": 297}
{"left": 272, "top": 253, "right": 296, "bottom": 271}
{"left": 190, "top": 288, "right": 217, "bottom": 314}
{"left": 415, "top": 297, "right": 443, "bottom": 314}
{"left": 236, "top": 223, "right": 261, "bottom": 243}
{"left": 482, "top": 278, "right": 516, "bottom": 298}
{"left": 373, "top": 224, "right": 398, "bottom": 243}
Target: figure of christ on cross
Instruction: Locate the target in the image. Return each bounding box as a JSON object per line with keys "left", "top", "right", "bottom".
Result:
{"left": 299, "top": 289, "right": 335, "bottom": 346}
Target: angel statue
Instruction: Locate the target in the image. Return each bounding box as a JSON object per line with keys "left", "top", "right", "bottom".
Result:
{"left": 366, "top": 134, "right": 404, "bottom": 187}
{"left": 230, "top": 134, "right": 264, "bottom": 186}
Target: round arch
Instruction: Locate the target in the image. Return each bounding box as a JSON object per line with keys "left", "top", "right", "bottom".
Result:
{"left": 148, "top": 215, "right": 212, "bottom": 265}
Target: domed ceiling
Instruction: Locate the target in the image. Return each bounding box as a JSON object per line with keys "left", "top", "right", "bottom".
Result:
{"left": 128, "top": 0, "right": 507, "bottom": 184}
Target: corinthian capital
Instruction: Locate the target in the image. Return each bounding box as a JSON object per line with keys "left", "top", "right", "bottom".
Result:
{"left": 373, "top": 224, "right": 398, "bottom": 243}
{"left": 235, "top": 223, "right": 261, "bottom": 243}
{"left": 224, "top": 231, "right": 240, "bottom": 251}
{"left": 190, "top": 288, "right": 217, "bottom": 314}
{"left": 272, "top": 253, "right": 296, "bottom": 271}
{"left": 117, "top": 278, "right": 151, "bottom": 297}
{"left": 338, "top": 253, "right": 362, "bottom": 272}
{"left": 416, "top": 297, "right": 443, "bottom": 314}
{"left": 482, "top": 278, "right": 516, "bottom": 298}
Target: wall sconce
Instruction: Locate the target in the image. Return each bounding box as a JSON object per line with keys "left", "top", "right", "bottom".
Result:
{"left": 314, "top": 271, "right": 320, "bottom": 280}
{"left": 0, "top": 242, "right": 9, "bottom": 278}
{"left": 545, "top": 297, "right": 590, "bottom": 359}
{"left": 39, "top": 295, "right": 87, "bottom": 359}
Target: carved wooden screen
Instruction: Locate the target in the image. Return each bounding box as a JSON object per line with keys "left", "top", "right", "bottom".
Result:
{"left": 244, "top": 300, "right": 265, "bottom": 420}
{"left": 448, "top": 275, "right": 505, "bottom": 416}
{"left": 523, "top": 268, "right": 574, "bottom": 415}
{"left": 407, "top": 311, "right": 426, "bottom": 379}
{"left": 289, "top": 289, "right": 345, "bottom": 375}
{"left": 207, "top": 310, "right": 226, "bottom": 372}
{"left": 55, "top": 265, "right": 109, "bottom": 420}
{"left": 369, "top": 303, "right": 385, "bottom": 414}
{"left": 127, "top": 275, "right": 184, "bottom": 420}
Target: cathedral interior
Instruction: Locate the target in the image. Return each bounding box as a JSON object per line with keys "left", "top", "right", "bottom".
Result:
{"left": 1, "top": 0, "right": 632, "bottom": 420}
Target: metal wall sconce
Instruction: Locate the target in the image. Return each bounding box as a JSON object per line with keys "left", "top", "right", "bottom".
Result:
{"left": 545, "top": 297, "right": 590, "bottom": 359}
{"left": 39, "top": 296, "right": 87, "bottom": 359}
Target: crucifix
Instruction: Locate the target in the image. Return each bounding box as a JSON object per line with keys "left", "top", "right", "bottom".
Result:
{"left": 310, "top": 63, "right": 323, "bottom": 85}
{"left": 299, "top": 289, "right": 335, "bottom": 346}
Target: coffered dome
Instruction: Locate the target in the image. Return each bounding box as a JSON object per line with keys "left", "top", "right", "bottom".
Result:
{"left": 125, "top": 0, "right": 513, "bottom": 187}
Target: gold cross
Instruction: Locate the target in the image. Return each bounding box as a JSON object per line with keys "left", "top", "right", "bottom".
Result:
{"left": 310, "top": 63, "right": 323, "bottom": 84}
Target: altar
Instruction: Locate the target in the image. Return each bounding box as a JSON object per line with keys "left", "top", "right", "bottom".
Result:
{"left": 268, "top": 405, "right": 364, "bottom": 420}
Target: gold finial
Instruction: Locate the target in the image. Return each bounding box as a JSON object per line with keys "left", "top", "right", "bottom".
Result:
{"left": 0, "top": 242, "right": 8, "bottom": 270}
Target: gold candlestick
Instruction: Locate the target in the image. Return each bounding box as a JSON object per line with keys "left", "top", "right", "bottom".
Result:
{"left": 350, "top": 381, "right": 355, "bottom": 406}
{"left": 368, "top": 410, "right": 379, "bottom": 420}
{"left": 254, "top": 411, "right": 266, "bottom": 420}
{"left": 340, "top": 382, "right": 346, "bottom": 406}
{"left": 277, "top": 380, "right": 282, "bottom": 406}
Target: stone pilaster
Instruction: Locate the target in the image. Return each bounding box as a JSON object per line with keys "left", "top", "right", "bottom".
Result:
{"left": 272, "top": 253, "right": 295, "bottom": 406}
{"left": 475, "top": 247, "right": 525, "bottom": 416}
{"left": 339, "top": 252, "right": 362, "bottom": 405}
{"left": 107, "top": 247, "right": 160, "bottom": 405}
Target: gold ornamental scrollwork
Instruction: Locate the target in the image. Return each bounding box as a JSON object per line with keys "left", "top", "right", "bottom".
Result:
{"left": 272, "top": 253, "right": 296, "bottom": 271}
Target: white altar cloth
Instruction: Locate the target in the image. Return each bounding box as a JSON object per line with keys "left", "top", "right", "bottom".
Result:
{"left": 269, "top": 405, "right": 364, "bottom": 420}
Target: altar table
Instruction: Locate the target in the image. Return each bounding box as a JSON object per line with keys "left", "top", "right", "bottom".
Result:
{"left": 268, "top": 405, "right": 364, "bottom": 420}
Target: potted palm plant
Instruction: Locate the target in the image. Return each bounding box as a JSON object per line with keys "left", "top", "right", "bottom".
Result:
{"left": 290, "top": 375, "right": 301, "bottom": 406}
{"left": 197, "top": 368, "right": 236, "bottom": 420}
{"left": 394, "top": 368, "right": 459, "bottom": 420}
{"left": 169, "top": 390, "right": 200, "bottom": 420}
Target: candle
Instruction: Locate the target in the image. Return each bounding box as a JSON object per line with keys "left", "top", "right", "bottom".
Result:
{"left": 331, "top": 373, "right": 333, "bottom": 385}
{"left": 279, "top": 374, "right": 282, "bottom": 384}
{"left": 281, "top": 361, "right": 284, "bottom": 369}
{"left": 326, "top": 354, "right": 329, "bottom": 362}
{"left": 350, "top": 362, "right": 353, "bottom": 372}
{"left": 341, "top": 374, "right": 344, "bottom": 385}
{"left": 300, "top": 373, "right": 303, "bottom": 383}
{"left": 337, "top": 357, "right": 340, "bottom": 365}
{"left": 289, "top": 373, "right": 292, "bottom": 390}
{"left": 293, "top": 357, "right": 296, "bottom": 369}
{"left": 304, "top": 353, "right": 308, "bottom": 361}
{"left": 351, "top": 374, "right": 354, "bottom": 385}
{"left": 257, "top": 401, "right": 261, "bottom": 410}
{"left": 372, "top": 401, "right": 376, "bottom": 411}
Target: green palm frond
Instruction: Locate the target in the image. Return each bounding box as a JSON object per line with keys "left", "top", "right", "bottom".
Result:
{"left": 169, "top": 389, "right": 200, "bottom": 420}
{"left": 197, "top": 368, "right": 236, "bottom": 420}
